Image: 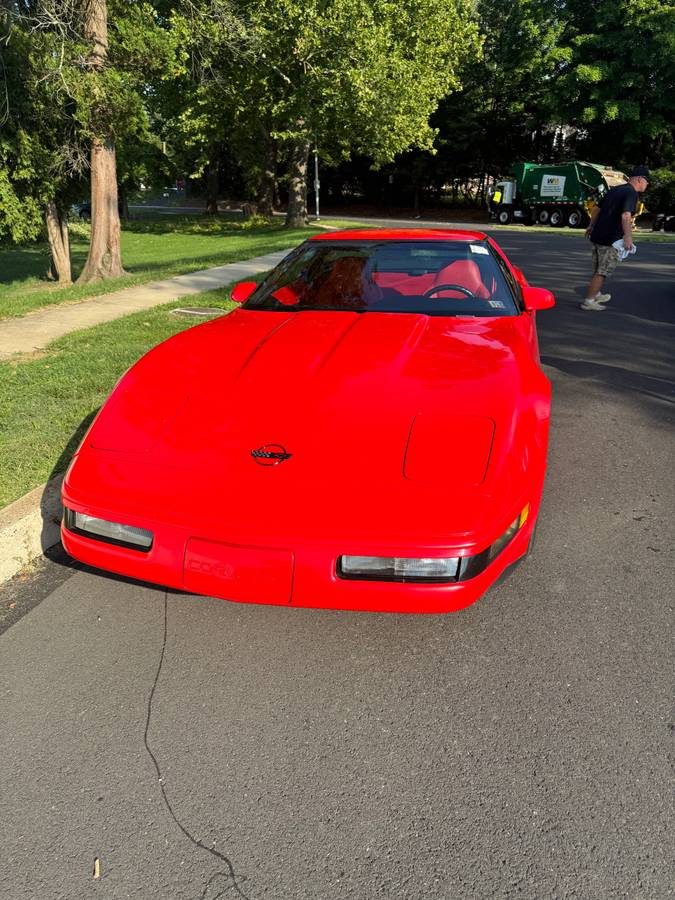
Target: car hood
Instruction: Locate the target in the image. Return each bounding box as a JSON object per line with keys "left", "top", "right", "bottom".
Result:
{"left": 83, "top": 310, "right": 542, "bottom": 543}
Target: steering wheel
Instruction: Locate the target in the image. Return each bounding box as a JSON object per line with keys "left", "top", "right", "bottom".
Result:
{"left": 423, "top": 283, "right": 476, "bottom": 298}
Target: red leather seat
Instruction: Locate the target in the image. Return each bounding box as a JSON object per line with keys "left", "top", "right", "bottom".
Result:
{"left": 431, "top": 260, "right": 490, "bottom": 299}
{"left": 372, "top": 272, "right": 436, "bottom": 295}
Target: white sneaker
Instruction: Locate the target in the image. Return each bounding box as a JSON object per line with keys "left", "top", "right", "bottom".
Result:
{"left": 594, "top": 292, "right": 611, "bottom": 303}
{"left": 580, "top": 299, "right": 606, "bottom": 311}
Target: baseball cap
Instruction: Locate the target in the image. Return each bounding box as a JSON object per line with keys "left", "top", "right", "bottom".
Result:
{"left": 629, "top": 165, "right": 650, "bottom": 181}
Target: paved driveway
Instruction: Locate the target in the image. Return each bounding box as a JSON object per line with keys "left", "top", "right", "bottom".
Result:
{"left": 1, "top": 232, "right": 673, "bottom": 899}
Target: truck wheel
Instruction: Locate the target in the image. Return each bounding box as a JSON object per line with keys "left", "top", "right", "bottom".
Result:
{"left": 497, "top": 207, "right": 513, "bottom": 225}
{"left": 537, "top": 208, "right": 550, "bottom": 225}
{"left": 566, "top": 208, "right": 584, "bottom": 228}
{"left": 549, "top": 208, "right": 565, "bottom": 227}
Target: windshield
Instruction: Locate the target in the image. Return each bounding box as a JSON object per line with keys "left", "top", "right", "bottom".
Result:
{"left": 243, "top": 240, "right": 520, "bottom": 317}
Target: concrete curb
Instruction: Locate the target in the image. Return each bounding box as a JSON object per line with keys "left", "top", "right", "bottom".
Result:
{"left": 0, "top": 476, "right": 63, "bottom": 584}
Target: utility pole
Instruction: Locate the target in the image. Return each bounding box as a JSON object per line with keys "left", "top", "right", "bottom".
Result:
{"left": 313, "top": 147, "right": 320, "bottom": 221}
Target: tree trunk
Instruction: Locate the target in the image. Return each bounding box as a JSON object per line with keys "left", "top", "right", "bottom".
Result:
{"left": 77, "top": 0, "right": 125, "bottom": 283}
{"left": 206, "top": 150, "right": 219, "bottom": 215}
{"left": 77, "top": 139, "right": 126, "bottom": 283}
{"left": 45, "top": 201, "right": 72, "bottom": 283}
{"left": 285, "top": 136, "right": 311, "bottom": 228}
{"left": 256, "top": 127, "right": 277, "bottom": 219}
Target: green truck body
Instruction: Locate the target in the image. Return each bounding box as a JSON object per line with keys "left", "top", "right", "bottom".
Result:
{"left": 488, "top": 161, "right": 627, "bottom": 228}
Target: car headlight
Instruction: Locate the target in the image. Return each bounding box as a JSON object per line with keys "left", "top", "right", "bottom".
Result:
{"left": 339, "top": 504, "right": 530, "bottom": 584}
{"left": 64, "top": 508, "right": 153, "bottom": 551}
{"left": 339, "top": 555, "right": 460, "bottom": 582}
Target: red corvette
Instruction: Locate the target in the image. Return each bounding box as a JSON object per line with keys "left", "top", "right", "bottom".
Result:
{"left": 62, "top": 229, "right": 554, "bottom": 613}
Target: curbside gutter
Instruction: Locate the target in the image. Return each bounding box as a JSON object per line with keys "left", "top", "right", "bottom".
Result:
{"left": 0, "top": 476, "right": 63, "bottom": 584}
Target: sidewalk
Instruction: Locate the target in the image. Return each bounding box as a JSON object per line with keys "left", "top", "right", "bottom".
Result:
{"left": 0, "top": 248, "right": 291, "bottom": 360}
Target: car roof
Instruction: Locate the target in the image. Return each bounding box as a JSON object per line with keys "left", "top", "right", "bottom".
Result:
{"left": 309, "top": 228, "right": 489, "bottom": 242}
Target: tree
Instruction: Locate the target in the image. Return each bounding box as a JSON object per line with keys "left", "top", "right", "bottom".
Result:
{"left": 222, "top": 0, "right": 481, "bottom": 226}
{"left": 1, "top": 0, "right": 177, "bottom": 283}
{"left": 0, "top": 18, "right": 49, "bottom": 247}
{"left": 555, "top": 0, "right": 675, "bottom": 169}
{"left": 75, "top": 0, "right": 127, "bottom": 282}
{"left": 74, "top": 0, "right": 176, "bottom": 281}
{"left": 156, "top": 0, "right": 252, "bottom": 214}
{"left": 316, "top": 0, "right": 675, "bottom": 211}
{"left": 0, "top": 6, "right": 84, "bottom": 281}
{"left": 428, "top": 0, "right": 570, "bottom": 201}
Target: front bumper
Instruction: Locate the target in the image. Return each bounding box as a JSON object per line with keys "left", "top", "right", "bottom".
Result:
{"left": 60, "top": 498, "right": 535, "bottom": 615}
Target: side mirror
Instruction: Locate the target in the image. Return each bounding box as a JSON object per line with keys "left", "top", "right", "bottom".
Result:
{"left": 231, "top": 281, "right": 257, "bottom": 304}
{"left": 522, "top": 286, "right": 555, "bottom": 311}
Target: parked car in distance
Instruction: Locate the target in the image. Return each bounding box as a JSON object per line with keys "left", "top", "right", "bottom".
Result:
{"left": 71, "top": 199, "right": 123, "bottom": 220}
{"left": 62, "top": 228, "right": 555, "bottom": 614}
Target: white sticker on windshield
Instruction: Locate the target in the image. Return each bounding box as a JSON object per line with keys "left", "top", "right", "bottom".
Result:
{"left": 470, "top": 244, "right": 489, "bottom": 255}
{"left": 489, "top": 300, "right": 505, "bottom": 309}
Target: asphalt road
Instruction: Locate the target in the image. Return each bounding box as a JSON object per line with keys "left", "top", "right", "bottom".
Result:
{"left": 1, "top": 232, "right": 673, "bottom": 900}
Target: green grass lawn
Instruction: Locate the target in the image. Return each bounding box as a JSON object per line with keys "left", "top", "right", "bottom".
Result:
{"left": 0, "top": 217, "right": 322, "bottom": 320}
{"left": 0, "top": 286, "right": 243, "bottom": 508}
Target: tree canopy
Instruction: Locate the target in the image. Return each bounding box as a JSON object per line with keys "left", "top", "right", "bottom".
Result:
{"left": 0, "top": 0, "right": 673, "bottom": 274}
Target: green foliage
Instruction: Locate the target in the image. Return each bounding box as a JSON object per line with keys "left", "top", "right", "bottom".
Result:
{"left": 0, "top": 17, "right": 65, "bottom": 243}
{"left": 318, "top": 0, "right": 675, "bottom": 206}
{"left": 434, "top": 0, "right": 570, "bottom": 180}
{"left": 117, "top": 138, "right": 175, "bottom": 196}
{"left": 242, "top": 0, "right": 481, "bottom": 163}
{"left": 0, "top": 144, "right": 46, "bottom": 243}
{"left": 648, "top": 167, "right": 675, "bottom": 213}
{"left": 555, "top": 0, "right": 675, "bottom": 166}
{"left": 2, "top": 0, "right": 673, "bottom": 232}
{"left": 152, "top": 1, "right": 251, "bottom": 181}
{"left": 165, "top": 0, "right": 481, "bottom": 197}
{"left": 0, "top": 0, "right": 179, "bottom": 246}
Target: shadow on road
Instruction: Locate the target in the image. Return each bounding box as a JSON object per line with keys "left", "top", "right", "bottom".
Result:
{"left": 501, "top": 233, "right": 675, "bottom": 421}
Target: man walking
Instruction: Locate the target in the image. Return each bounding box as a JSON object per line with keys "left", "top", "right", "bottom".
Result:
{"left": 580, "top": 165, "right": 650, "bottom": 311}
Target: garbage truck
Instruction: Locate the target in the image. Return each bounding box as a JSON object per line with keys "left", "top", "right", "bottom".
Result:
{"left": 488, "top": 161, "right": 628, "bottom": 228}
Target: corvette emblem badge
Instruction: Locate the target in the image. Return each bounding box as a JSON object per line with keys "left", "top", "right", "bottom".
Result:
{"left": 251, "top": 444, "right": 292, "bottom": 466}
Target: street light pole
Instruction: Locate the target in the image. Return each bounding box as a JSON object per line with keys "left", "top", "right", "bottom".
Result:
{"left": 313, "top": 147, "right": 320, "bottom": 221}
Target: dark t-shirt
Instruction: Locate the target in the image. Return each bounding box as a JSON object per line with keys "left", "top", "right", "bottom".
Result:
{"left": 590, "top": 183, "right": 638, "bottom": 246}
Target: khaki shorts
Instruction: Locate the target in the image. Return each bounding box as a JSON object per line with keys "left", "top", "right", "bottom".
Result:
{"left": 592, "top": 243, "right": 620, "bottom": 277}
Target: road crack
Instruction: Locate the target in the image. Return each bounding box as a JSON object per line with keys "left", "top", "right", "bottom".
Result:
{"left": 144, "top": 590, "right": 251, "bottom": 899}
